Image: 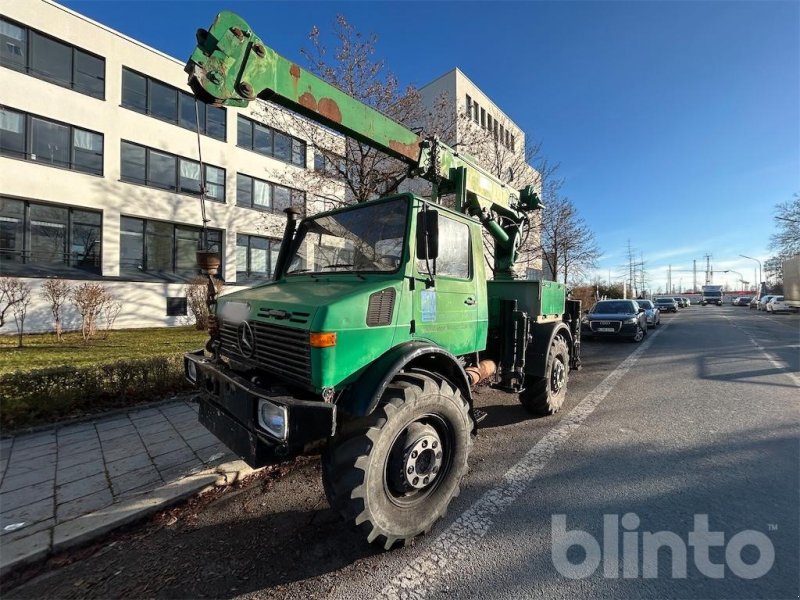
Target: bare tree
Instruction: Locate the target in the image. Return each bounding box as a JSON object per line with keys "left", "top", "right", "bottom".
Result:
{"left": 9, "top": 280, "right": 32, "bottom": 348}
{"left": 40, "top": 279, "right": 72, "bottom": 342}
{"left": 537, "top": 174, "right": 600, "bottom": 285}
{"left": 769, "top": 193, "right": 800, "bottom": 257}
{"left": 100, "top": 297, "right": 122, "bottom": 339}
{"left": 71, "top": 282, "right": 108, "bottom": 342}
{"left": 257, "top": 15, "right": 431, "bottom": 208}
{"left": 0, "top": 276, "right": 29, "bottom": 331}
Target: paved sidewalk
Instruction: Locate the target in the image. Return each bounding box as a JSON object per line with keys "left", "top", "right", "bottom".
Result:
{"left": 0, "top": 399, "right": 239, "bottom": 574}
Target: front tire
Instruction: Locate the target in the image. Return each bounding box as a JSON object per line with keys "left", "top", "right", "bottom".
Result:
{"left": 519, "top": 336, "right": 569, "bottom": 415}
{"left": 321, "top": 371, "right": 471, "bottom": 550}
{"left": 631, "top": 325, "right": 645, "bottom": 343}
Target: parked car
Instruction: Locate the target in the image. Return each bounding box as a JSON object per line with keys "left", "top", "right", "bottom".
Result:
{"left": 581, "top": 299, "right": 648, "bottom": 343}
{"left": 732, "top": 296, "right": 752, "bottom": 306}
{"left": 655, "top": 297, "right": 679, "bottom": 313}
{"left": 682, "top": 297, "right": 691, "bottom": 306}
{"left": 636, "top": 299, "right": 660, "bottom": 328}
{"left": 766, "top": 296, "right": 787, "bottom": 313}
{"left": 758, "top": 295, "right": 778, "bottom": 311}
{"left": 749, "top": 296, "right": 760, "bottom": 309}
{"left": 673, "top": 297, "right": 687, "bottom": 308}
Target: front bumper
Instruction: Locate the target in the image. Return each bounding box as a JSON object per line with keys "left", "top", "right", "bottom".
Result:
{"left": 581, "top": 322, "right": 640, "bottom": 337}
{"left": 184, "top": 350, "right": 336, "bottom": 468}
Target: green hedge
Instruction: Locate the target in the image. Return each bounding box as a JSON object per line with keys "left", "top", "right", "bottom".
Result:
{"left": 0, "top": 355, "right": 193, "bottom": 431}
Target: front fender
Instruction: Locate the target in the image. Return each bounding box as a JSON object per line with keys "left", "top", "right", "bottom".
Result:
{"left": 337, "top": 341, "right": 474, "bottom": 423}
{"left": 525, "top": 322, "right": 573, "bottom": 378}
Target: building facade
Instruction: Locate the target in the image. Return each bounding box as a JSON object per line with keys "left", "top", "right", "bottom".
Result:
{"left": 0, "top": 0, "right": 343, "bottom": 333}
{"left": 417, "top": 68, "right": 543, "bottom": 277}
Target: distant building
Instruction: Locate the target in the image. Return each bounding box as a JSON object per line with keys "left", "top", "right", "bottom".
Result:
{"left": 0, "top": 0, "right": 343, "bottom": 332}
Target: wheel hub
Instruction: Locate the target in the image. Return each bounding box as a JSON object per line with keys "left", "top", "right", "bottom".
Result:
{"left": 551, "top": 360, "right": 566, "bottom": 393}
{"left": 399, "top": 424, "right": 443, "bottom": 490}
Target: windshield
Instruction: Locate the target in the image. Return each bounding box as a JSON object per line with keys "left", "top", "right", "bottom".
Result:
{"left": 285, "top": 198, "right": 407, "bottom": 275}
{"left": 656, "top": 299, "right": 673, "bottom": 304}
{"left": 638, "top": 300, "right": 654, "bottom": 309}
{"left": 704, "top": 291, "right": 722, "bottom": 297}
{"left": 592, "top": 301, "right": 635, "bottom": 314}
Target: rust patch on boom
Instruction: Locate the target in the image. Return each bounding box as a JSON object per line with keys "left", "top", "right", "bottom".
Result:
{"left": 289, "top": 63, "right": 301, "bottom": 80}
{"left": 318, "top": 98, "right": 342, "bottom": 124}
{"left": 388, "top": 139, "right": 422, "bottom": 162}
{"left": 299, "top": 92, "right": 317, "bottom": 111}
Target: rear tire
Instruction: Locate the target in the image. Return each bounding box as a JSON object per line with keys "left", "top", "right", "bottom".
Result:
{"left": 519, "top": 336, "right": 569, "bottom": 415}
{"left": 321, "top": 371, "right": 471, "bottom": 550}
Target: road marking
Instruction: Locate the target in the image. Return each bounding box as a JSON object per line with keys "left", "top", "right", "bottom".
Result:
{"left": 723, "top": 316, "right": 800, "bottom": 387}
{"left": 378, "top": 323, "right": 670, "bottom": 599}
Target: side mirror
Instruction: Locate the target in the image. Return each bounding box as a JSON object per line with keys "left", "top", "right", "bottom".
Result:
{"left": 638, "top": 307, "right": 645, "bottom": 313}
{"left": 416, "top": 209, "right": 439, "bottom": 261}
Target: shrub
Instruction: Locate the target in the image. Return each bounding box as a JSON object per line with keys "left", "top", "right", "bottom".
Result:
{"left": 41, "top": 279, "right": 72, "bottom": 342}
{"left": 71, "top": 283, "right": 108, "bottom": 342}
{"left": 186, "top": 276, "right": 224, "bottom": 331}
{"left": 0, "top": 355, "right": 193, "bottom": 431}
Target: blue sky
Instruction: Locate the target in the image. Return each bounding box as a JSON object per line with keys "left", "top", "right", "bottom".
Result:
{"left": 62, "top": 0, "right": 799, "bottom": 292}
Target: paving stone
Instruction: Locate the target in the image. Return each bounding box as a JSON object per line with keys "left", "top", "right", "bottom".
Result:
{"left": 158, "top": 459, "right": 205, "bottom": 483}
{"left": 129, "top": 412, "right": 162, "bottom": 426}
{"left": 58, "top": 449, "right": 103, "bottom": 470}
{"left": 138, "top": 429, "right": 181, "bottom": 448}
{"left": 59, "top": 437, "right": 101, "bottom": 455}
{"left": 153, "top": 448, "right": 197, "bottom": 472}
{"left": 145, "top": 438, "right": 188, "bottom": 458}
{"left": 160, "top": 403, "right": 195, "bottom": 416}
{"left": 0, "top": 516, "right": 54, "bottom": 544}
{"left": 0, "top": 468, "right": 55, "bottom": 493}
{"left": 0, "top": 529, "right": 50, "bottom": 575}
{"left": 18, "top": 443, "right": 58, "bottom": 461}
{"left": 56, "top": 488, "right": 113, "bottom": 523}
{"left": 95, "top": 417, "right": 131, "bottom": 432}
{"left": 110, "top": 466, "right": 162, "bottom": 496}
{"left": 106, "top": 454, "right": 153, "bottom": 478}
{"left": 101, "top": 442, "right": 146, "bottom": 464}
{"left": 134, "top": 419, "right": 175, "bottom": 436}
{"left": 56, "top": 423, "right": 96, "bottom": 440}
{"left": 0, "top": 444, "right": 13, "bottom": 462}
{"left": 185, "top": 433, "right": 220, "bottom": 452}
{"left": 12, "top": 433, "right": 56, "bottom": 451}
{"left": 0, "top": 480, "right": 53, "bottom": 512}
{"left": 98, "top": 425, "right": 137, "bottom": 442}
{"left": 56, "top": 460, "right": 106, "bottom": 485}
{"left": 0, "top": 497, "right": 53, "bottom": 529}
{"left": 57, "top": 473, "right": 108, "bottom": 504}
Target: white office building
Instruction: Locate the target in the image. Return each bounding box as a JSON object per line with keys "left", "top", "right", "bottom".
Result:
{"left": 0, "top": 0, "right": 344, "bottom": 333}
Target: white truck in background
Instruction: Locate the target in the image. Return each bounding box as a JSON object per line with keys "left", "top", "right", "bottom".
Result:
{"left": 701, "top": 285, "right": 724, "bottom": 306}
{"left": 782, "top": 255, "right": 800, "bottom": 309}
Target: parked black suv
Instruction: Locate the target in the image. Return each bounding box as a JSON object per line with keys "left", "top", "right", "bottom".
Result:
{"left": 581, "top": 299, "right": 648, "bottom": 343}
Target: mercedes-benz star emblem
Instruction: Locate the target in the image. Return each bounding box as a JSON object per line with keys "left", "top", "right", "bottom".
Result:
{"left": 237, "top": 321, "right": 255, "bottom": 358}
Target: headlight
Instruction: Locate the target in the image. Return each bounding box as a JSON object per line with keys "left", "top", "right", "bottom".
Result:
{"left": 258, "top": 400, "right": 288, "bottom": 440}
{"left": 581, "top": 316, "right": 589, "bottom": 324}
{"left": 626, "top": 317, "right": 638, "bottom": 323}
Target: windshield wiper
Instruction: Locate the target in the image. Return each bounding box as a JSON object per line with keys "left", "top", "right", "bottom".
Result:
{"left": 288, "top": 269, "right": 318, "bottom": 279}
{"left": 320, "top": 263, "right": 355, "bottom": 269}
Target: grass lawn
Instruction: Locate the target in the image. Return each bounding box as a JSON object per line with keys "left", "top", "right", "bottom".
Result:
{"left": 0, "top": 327, "right": 208, "bottom": 375}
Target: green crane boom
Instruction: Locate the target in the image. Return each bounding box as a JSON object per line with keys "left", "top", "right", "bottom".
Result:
{"left": 186, "top": 10, "right": 542, "bottom": 276}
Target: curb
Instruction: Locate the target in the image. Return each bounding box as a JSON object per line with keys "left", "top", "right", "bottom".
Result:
{"left": 0, "top": 459, "right": 257, "bottom": 576}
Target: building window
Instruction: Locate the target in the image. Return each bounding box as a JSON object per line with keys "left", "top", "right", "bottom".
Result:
{"left": 314, "top": 150, "right": 345, "bottom": 179}
{"left": 119, "top": 216, "right": 222, "bottom": 281}
{"left": 0, "top": 17, "right": 105, "bottom": 99}
{"left": 121, "top": 67, "right": 226, "bottom": 141}
{"left": 236, "top": 172, "right": 306, "bottom": 215}
{"left": 499, "top": 124, "right": 505, "bottom": 146}
{"left": 480, "top": 107, "right": 486, "bottom": 129}
{"left": 236, "top": 234, "right": 280, "bottom": 282}
{"left": 465, "top": 95, "right": 472, "bottom": 119}
{"left": 0, "top": 197, "right": 101, "bottom": 276}
{"left": 166, "top": 297, "right": 188, "bottom": 316}
{"left": 486, "top": 114, "right": 492, "bottom": 133}
{"left": 511, "top": 134, "right": 516, "bottom": 153}
{"left": 120, "top": 141, "right": 225, "bottom": 201}
{"left": 236, "top": 115, "right": 307, "bottom": 168}
{"left": 0, "top": 107, "right": 104, "bottom": 175}
{"left": 472, "top": 101, "right": 479, "bottom": 124}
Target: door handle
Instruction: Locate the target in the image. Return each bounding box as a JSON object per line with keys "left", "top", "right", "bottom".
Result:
{"left": 464, "top": 297, "right": 476, "bottom": 306}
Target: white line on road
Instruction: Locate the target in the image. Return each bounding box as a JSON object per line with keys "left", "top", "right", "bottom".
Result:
{"left": 378, "top": 323, "right": 670, "bottom": 600}
{"left": 723, "top": 316, "right": 800, "bottom": 387}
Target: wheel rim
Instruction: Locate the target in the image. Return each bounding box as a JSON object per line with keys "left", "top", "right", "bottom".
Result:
{"left": 634, "top": 327, "right": 644, "bottom": 342}
{"left": 385, "top": 415, "right": 453, "bottom": 507}
{"left": 551, "top": 358, "right": 566, "bottom": 394}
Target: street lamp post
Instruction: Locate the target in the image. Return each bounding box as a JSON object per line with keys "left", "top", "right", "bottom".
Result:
{"left": 739, "top": 255, "right": 762, "bottom": 296}
{"left": 723, "top": 270, "right": 745, "bottom": 291}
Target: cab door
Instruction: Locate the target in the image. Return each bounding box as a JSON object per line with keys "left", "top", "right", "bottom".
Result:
{"left": 411, "top": 208, "right": 479, "bottom": 356}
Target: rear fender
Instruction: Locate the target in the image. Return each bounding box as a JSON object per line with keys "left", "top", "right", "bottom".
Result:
{"left": 525, "top": 322, "right": 573, "bottom": 378}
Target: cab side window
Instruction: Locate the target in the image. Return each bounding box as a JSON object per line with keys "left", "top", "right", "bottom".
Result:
{"left": 417, "top": 214, "right": 471, "bottom": 280}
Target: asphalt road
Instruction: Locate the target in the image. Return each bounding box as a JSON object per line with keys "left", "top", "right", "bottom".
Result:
{"left": 5, "top": 306, "right": 799, "bottom": 599}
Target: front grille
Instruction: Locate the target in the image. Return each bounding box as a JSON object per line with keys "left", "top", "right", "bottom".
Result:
{"left": 219, "top": 320, "right": 311, "bottom": 384}
{"left": 590, "top": 320, "right": 622, "bottom": 332}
